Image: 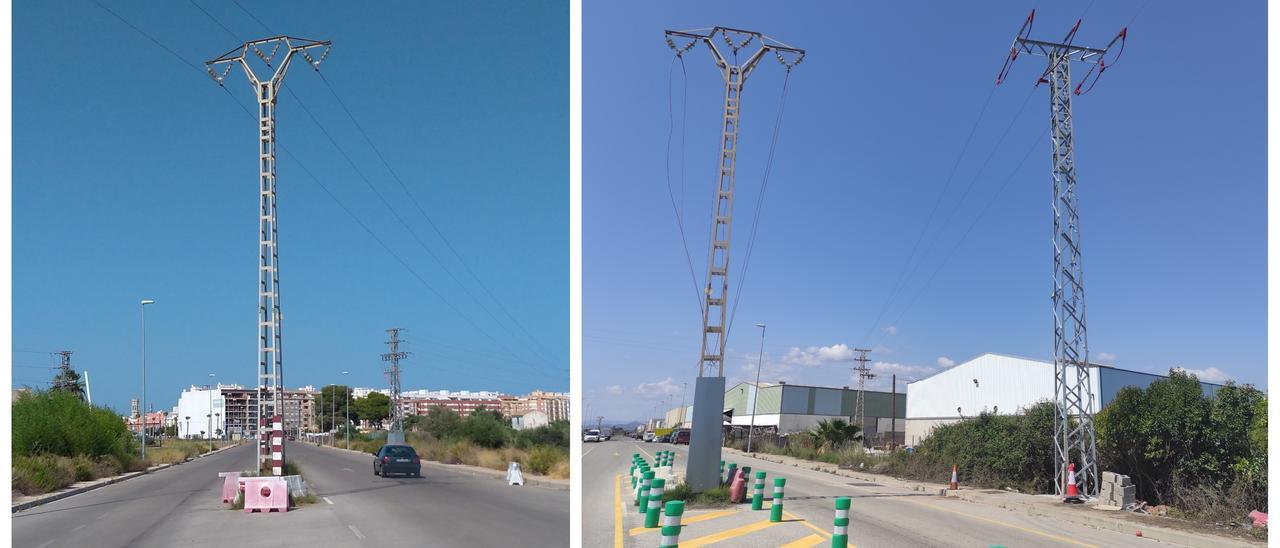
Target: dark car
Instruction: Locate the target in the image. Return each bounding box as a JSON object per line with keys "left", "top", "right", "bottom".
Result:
{"left": 673, "top": 430, "right": 690, "bottom": 445}
{"left": 373, "top": 444, "right": 421, "bottom": 477}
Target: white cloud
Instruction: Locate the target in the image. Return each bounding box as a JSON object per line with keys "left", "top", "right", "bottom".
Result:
{"left": 871, "top": 361, "right": 936, "bottom": 378}
{"left": 782, "top": 344, "right": 856, "bottom": 367}
{"left": 604, "top": 385, "right": 624, "bottom": 395}
{"left": 881, "top": 325, "right": 898, "bottom": 336}
{"left": 872, "top": 345, "right": 892, "bottom": 355}
{"left": 1096, "top": 352, "right": 1117, "bottom": 362}
{"left": 1172, "top": 366, "right": 1232, "bottom": 383}
{"left": 634, "top": 377, "right": 682, "bottom": 397}
{"left": 937, "top": 356, "right": 956, "bottom": 368}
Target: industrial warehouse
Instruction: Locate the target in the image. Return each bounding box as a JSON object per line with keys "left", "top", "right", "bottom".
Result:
{"left": 904, "top": 352, "right": 1223, "bottom": 446}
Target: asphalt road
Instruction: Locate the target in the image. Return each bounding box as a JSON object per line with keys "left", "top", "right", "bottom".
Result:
{"left": 585, "top": 438, "right": 1181, "bottom": 548}
{"left": 13, "top": 441, "right": 567, "bottom": 547}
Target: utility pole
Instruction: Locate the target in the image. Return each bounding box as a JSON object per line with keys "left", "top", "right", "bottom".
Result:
{"left": 52, "top": 351, "right": 79, "bottom": 396}
{"left": 83, "top": 370, "right": 92, "bottom": 405}
{"left": 381, "top": 328, "right": 410, "bottom": 444}
{"left": 890, "top": 374, "right": 896, "bottom": 450}
{"left": 207, "top": 36, "right": 331, "bottom": 477}
{"left": 596, "top": 416, "right": 604, "bottom": 432}
{"left": 664, "top": 26, "right": 803, "bottom": 492}
{"left": 852, "top": 348, "right": 874, "bottom": 447}
{"left": 996, "top": 10, "right": 1127, "bottom": 499}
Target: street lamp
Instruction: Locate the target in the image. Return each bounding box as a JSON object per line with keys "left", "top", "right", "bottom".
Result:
{"left": 185, "top": 416, "right": 191, "bottom": 440}
{"left": 139, "top": 299, "right": 155, "bottom": 461}
{"left": 679, "top": 382, "right": 688, "bottom": 428}
{"left": 748, "top": 323, "right": 766, "bottom": 454}
{"left": 342, "top": 371, "right": 350, "bottom": 450}
{"left": 207, "top": 373, "right": 216, "bottom": 452}
{"left": 215, "top": 412, "right": 221, "bottom": 440}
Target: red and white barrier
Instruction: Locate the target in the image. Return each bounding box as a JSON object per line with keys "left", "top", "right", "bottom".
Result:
{"left": 271, "top": 415, "right": 283, "bottom": 476}
{"left": 243, "top": 476, "right": 289, "bottom": 513}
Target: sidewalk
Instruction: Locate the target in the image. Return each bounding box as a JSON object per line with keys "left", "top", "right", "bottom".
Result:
{"left": 12, "top": 442, "right": 243, "bottom": 513}
{"left": 311, "top": 442, "right": 570, "bottom": 491}
{"left": 721, "top": 447, "right": 1263, "bottom": 547}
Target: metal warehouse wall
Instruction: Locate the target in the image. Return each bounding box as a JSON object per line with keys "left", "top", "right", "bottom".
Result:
{"left": 906, "top": 354, "right": 1062, "bottom": 419}
{"left": 1097, "top": 367, "right": 1221, "bottom": 407}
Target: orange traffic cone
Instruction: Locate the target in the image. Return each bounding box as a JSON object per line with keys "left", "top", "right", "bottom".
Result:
{"left": 1063, "top": 463, "right": 1082, "bottom": 503}
{"left": 949, "top": 464, "right": 958, "bottom": 490}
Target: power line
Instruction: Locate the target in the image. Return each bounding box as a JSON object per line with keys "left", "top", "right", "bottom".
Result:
{"left": 222, "top": 0, "right": 565, "bottom": 369}
{"left": 665, "top": 54, "right": 705, "bottom": 315}
{"left": 90, "top": 2, "right": 561, "bottom": 383}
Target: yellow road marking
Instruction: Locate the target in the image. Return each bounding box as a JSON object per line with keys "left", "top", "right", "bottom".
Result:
{"left": 780, "top": 533, "right": 826, "bottom": 548}
{"left": 679, "top": 519, "right": 785, "bottom": 547}
{"left": 900, "top": 498, "right": 1098, "bottom": 548}
{"left": 614, "top": 475, "right": 623, "bottom": 548}
{"left": 784, "top": 511, "right": 833, "bottom": 539}
{"left": 629, "top": 509, "right": 738, "bottom": 536}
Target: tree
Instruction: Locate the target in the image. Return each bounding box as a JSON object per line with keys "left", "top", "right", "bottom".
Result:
{"left": 461, "top": 407, "right": 511, "bottom": 448}
{"left": 811, "top": 419, "right": 862, "bottom": 450}
{"left": 356, "top": 392, "right": 391, "bottom": 428}
{"left": 312, "top": 385, "right": 354, "bottom": 432}
{"left": 50, "top": 366, "right": 85, "bottom": 400}
{"left": 417, "top": 405, "right": 462, "bottom": 439}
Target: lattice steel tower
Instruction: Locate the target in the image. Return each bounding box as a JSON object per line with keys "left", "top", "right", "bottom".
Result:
{"left": 851, "top": 348, "right": 874, "bottom": 445}
{"left": 381, "top": 328, "right": 410, "bottom": 444}
{"left": 207, "top": 36, "right": 331, "bottom": 475}
{"left": 663, "top": 26, "right": 803, "bottom": 491}
{"left": 997, "top": 11, "right": 1127, "bottom": 498}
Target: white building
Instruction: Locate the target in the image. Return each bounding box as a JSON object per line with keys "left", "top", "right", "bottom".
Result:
{"left": 175, "top": 385, "right": 226, "bottom": 439}
{"left": 512, "top": 410, "right": 549, "bottom": 430}
{"left": 905, "top": 352, "right": 1223, "bottom": 446}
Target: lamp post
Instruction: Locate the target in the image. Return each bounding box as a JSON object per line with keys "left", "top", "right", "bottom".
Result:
{"left": 342, "top": 371, "right": 350, "bottom": 450}
{"left": 215, "top": 412, "right": 221, "bottom": 440}
{"left": 185, "top": 416, "right": 191, "bottom": 440}
{"left": 330, "top": 386, "right": 336, "bottom": 447}
{"left": 139, "top": 299, "right": 155, "bottom": 461}
{"left": 679, "top": 382, "right": 688, "bottom": 428}
{"left": 748, "top": 323, "right": 766, "bottom": 453}
{"left": 207, "top": 373, "right": 216, "bottom": 452}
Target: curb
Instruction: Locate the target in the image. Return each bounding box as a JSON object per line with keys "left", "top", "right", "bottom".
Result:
{"left": 719, "top": 447, "right": 1260, "bottom": 547}
{"left": 12, "top": 442, "right": 244, "bottom": 513}
{"left": 311, "top": 442, "right": 570, "bottom": 491}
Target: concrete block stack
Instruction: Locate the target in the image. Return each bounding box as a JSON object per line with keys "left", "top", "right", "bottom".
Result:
{"left": 1098, "top": 471, "right": 1135, "bottom": 509}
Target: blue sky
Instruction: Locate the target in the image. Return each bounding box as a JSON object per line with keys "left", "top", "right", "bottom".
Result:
{"left": 584, "top": 0, "right": 1266, "bottom": 422}
{"left": 13, "top": 1, "right": 568, "bottom": 415}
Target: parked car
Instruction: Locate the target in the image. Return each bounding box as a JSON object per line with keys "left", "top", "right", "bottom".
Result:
{"left": 583, "top": 429, "right": 601, "bottom": 442}
{"left": 643, "top": 432, "right": 655, "bottom": 442}
{"left": 373, "top": 444, "right": 421, "bottom": 477}
{"left": 600, "top": 431, "right": 612, "bottom": 441}
{"left": 673, "top": 430, "right": 690, "bottom": 445}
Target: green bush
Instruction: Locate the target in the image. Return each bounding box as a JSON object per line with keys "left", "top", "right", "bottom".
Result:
{"left": 460, "top": 409, "right": 511, "bottom": 449}
{"left": 514, "top": 420, "right": 570, "bottom": 449}
{"left": 1097, "top": 371, "right": 1266, "bottom": 518}
{"left": 525, "top": 445, "right": 567, "bottom": 475}
{"left": 12, "top": 390, "right": 133, "bottom": 467}
{"left": 12, "top": 455, "right": 76, "bottom": 495}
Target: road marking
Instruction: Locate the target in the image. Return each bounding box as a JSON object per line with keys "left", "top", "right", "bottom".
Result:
{"left": 614, "top": 474, "right": 624, "bottom": 548}
{"left": 72, "top": 523, "right": 87, "bottom": 532}
{"left": 324, "top": 497, "right": 334, "bottom": 505}
{"left": 783, "top": 511, "right": 834, "bottom": 539}
{"left": 900, "top": 498, "right": 1098, "bottom": 547}
{"left": 634, "top": 443, "right": 655, "bottom": 461}
{"left": 780, "top": 533, "right": 826, "bottom": 548}
{"left": 630, "top": 509, "right": 738, "bottom": 536}
{"left": 680, "top": 519, "right": 785, "bottom": 547}
{"left": 342, "top": 467, "right": 352, "bottom": 472}
{"left": 583, "top": 445, "right": 596, "bottom": 458}
{"left": 96, "top": 512, "right": 111, "bottom": 521}
{"left": 347, "top": 525, "right": 366, "bottom": 540}
{"left": 35, "top": 540, "right": 55, "bottom": 548}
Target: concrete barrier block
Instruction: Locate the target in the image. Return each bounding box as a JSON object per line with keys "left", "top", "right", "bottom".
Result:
{"left": 243, "top": 477, "right": 289, "bottom": 513}
{"left": 1102, "top": 471, "right": 1119, "bottom": 485}
{"left": 1116, "top": 475, "right": 1132, "bottom": 487}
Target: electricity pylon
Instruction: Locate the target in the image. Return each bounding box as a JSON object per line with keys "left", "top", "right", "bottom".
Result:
{"left": 852, "top": 348, "right": 874, "bottom": 445}
{"left": 206, "top": 36, "right": 331, "bottom": 476}
{"left": 997, "top": 11, "right": 1127, "bottom": 499}
{"left": 381, "top": 328, "right": 410, "bottom": 444}
{"left": 663, "top": 26, "right": 803, "bottom": 491}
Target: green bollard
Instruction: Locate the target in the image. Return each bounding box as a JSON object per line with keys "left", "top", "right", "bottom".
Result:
{"left": 637, "top": 471, "right": 654, "bottom": 509}
{"left": 832, "top": 496, "right": 850, "bottom": 548}
{"left": 769, "top": 478, "right": 787, "bottom": 522}
{"left": 645, "top": 478, "right": 666, "bottom": 528}
{"left": 719, "top": 460, "right": 725, "bottom": 482}
{"left": 751, "top": 471, "right": 767, "bottom": 510}
{"left": 659, "top": 500, "right": 685, "bottom": 548}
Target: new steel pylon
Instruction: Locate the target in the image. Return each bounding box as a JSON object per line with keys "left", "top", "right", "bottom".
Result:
{"left": 997, "top": 12, "right": 1127, "bottom": 498}
{"left": 207, "top": 36, "right": 331, "bottom": 475}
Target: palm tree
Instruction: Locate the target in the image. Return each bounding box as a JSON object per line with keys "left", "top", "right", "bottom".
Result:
{"left": 811, "top": 419, "right": 862, "bottom": 451}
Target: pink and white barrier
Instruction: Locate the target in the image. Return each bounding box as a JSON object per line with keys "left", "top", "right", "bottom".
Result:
{"left": 242, "top": 476, "right": 289, "bottom": 513}
{"left": 219, "top": 471, "right": 242, "bottom": 503}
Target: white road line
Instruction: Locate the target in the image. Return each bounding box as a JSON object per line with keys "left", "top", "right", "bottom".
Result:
{"left": 324, "top": 497, "right": 334, "bottom": 505}
{"left": 582, "top": 445, "right": 596, "bottom": 458}
{"left": 96, "top": 512, "right": 111, "bottom": 521}
{"left": 72, "top": 523, "right": 87, "bottom": 532}
{"left": 342, "top": 467, "right": 352, "bottom": 472}
{"left": 36, "top": 540, "right": 55, "bottom": 548}
{"left": 348, "top": 525, "right": 366, "bottom": 540}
